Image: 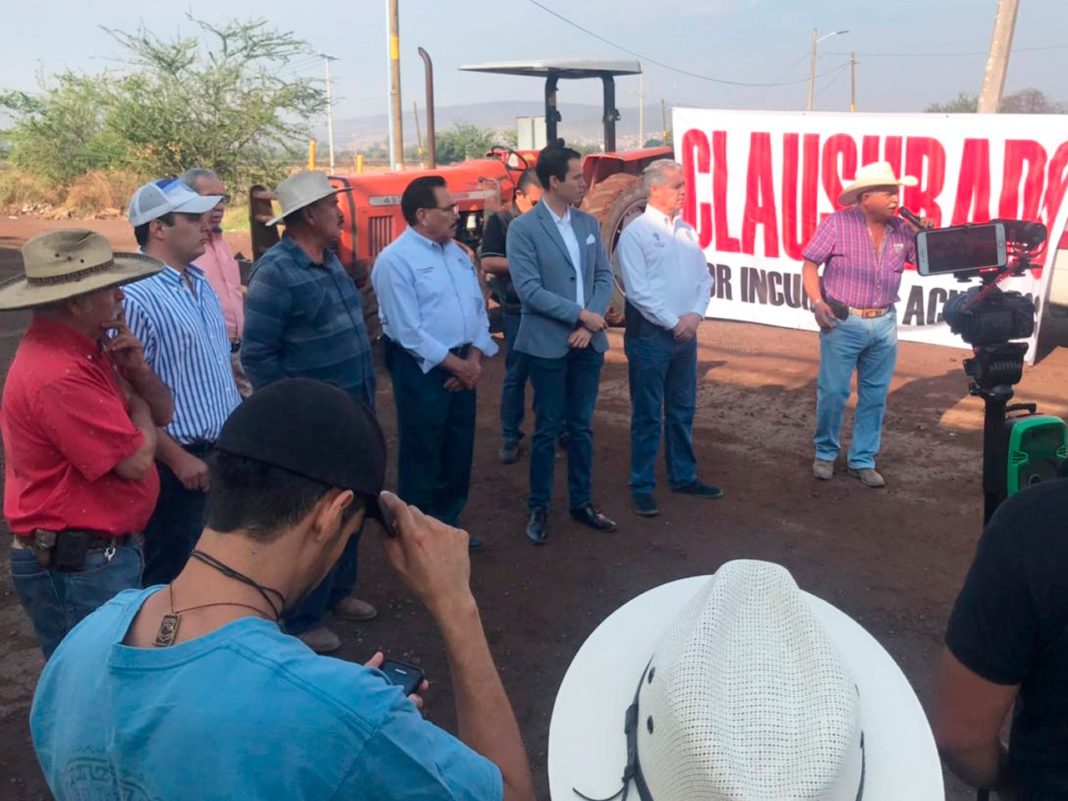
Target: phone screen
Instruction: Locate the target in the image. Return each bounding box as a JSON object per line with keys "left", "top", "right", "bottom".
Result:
{"left": 918, "top": 223, "right": 1006, "bottom": 275}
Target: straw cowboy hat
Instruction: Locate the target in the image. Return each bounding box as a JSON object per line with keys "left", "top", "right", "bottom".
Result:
{"left": 549, "top": 561, "right": 943, "bottom": 801}
{"left": 265, "top": 171, "right": 354, "bottom": 226}
{"left": 0, "top": 229, "right": 164, "bottom": 311}
{"left": 839, "top": 161, "right": 918, "bottom": 207}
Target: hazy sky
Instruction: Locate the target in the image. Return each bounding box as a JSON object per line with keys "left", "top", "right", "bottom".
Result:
{"left": 3, "top": 0, "right": 1066, "bottom": 129}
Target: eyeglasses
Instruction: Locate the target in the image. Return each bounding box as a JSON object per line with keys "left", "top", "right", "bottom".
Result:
{"left": 427, "top": 203, "right": 457, "bottom": 213}
{"left": 215, "top": 194, "right": 232, "bottom": 206}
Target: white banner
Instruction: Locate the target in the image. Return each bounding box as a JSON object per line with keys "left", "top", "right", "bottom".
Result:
{"left": 672, "top": 108, "right": 1068, "bottom": 359}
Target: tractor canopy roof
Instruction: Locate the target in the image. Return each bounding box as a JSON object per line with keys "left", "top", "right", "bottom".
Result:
{"left": 459, "top": 59, "right": 642, "bottom": 80}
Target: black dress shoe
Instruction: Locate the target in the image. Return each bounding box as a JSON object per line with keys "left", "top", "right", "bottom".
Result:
{"left": 569, "top": 504, "right": 618, "bottom": 532}
{"left": 671, "top": 479, "right": 724, "bottom": 499}
{"left": 526, "top": 508, "right": 549, "bottom": 545}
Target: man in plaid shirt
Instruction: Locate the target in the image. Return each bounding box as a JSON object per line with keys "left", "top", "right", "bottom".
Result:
{"left": 242, "top": 171, "right": 378, "bottom": 654}
{"left": 801, "top": 162, "right": 926, "bottom": 489}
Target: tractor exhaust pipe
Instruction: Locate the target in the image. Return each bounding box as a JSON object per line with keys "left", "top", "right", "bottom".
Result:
{"left": 418, "top": 47, "right": 436, "bottom": 168}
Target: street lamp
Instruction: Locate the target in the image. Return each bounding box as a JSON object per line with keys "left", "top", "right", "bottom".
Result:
{"left": 807, "top": 28, "right": 850, "bottom": 111}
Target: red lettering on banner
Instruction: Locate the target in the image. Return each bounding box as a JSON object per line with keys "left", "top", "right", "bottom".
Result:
{"left": 742, "top": 132, "right": 780, "bottom": 257}
{"left": 680, "top": 129, "right": 712, "bottom": 249}
{"left": 861, "top": 136, "right": 881, "bottom": 165}
{"left": 903, "top": 137, "right": 946, "bottom": 225}
{"left": 1047, "top": 143, "right": 1068, "bottom": 252}
{"left": 884, "top": 136, "right": 904, "bottom": 176}
{"left": 781, "top": 133, "right": 820, "bottom": 261}
{"left": 821, "top": 134, "right": 857, "bottom": 218}
{"left": 951, "top": 139, "right": 992, "bottom": 225}
{"left": 999, "top": 140, "right": 1047, "bottom": 221}
{"left": 712, "top": 130, "right": 740, "bottom": 252}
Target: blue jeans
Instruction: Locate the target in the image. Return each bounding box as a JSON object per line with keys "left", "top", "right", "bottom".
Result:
{"left": 527, "top": 347, "right": 605, "bottom": 510}
{"left": 10, "top": 541, "right": 143, "bottom": 658}
{"left": 626, "top": 326, "right": 699, "bottom": 495}
{"left": 283, "top": 528, "right": 360, "bottom": 635}
{"left": 500, "top": 311, "right": 529, "bottom": 446}
{"left": 815, "top": 310, "right": 898, "bottom": 469}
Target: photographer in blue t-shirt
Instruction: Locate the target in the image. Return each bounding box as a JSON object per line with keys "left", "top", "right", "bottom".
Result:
{"left": 30, "top": 378, "right": 535, "bottom": 801}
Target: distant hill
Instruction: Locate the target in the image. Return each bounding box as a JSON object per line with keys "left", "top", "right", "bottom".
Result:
{"left": 318, "top": 101, "right": 669, "bottom": 150}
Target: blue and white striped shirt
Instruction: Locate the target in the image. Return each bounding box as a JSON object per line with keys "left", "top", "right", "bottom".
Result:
{"left": 124, "top": 265, "right": 241, "bottom": 444}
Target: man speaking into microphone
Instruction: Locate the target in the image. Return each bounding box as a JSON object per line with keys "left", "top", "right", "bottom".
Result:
{"left": 802, "top": 162, "right": 926, "bottom": 489}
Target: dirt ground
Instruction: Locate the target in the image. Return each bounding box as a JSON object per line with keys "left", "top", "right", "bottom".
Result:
{"left": 1, "top": 216, "right": 1067, "bottom": 800}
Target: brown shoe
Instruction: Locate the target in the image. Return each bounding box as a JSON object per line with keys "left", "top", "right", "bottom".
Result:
{"left": 332, "top": 596, "right": 379, "bottom": 622}
{"left": 812, "top": 459, "right": 835, "bottom": 481}
{"left": 297, "top": 626, "right": 341, "bottom": 654}
{"left": 848, "top": 467, "right": 886, "bottom": 488}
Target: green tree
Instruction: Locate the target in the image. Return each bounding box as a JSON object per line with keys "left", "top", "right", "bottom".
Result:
{"left": 925, "top": 88, "right": 1065, "bottom": 114}
{"left": 435, "top": 122, "right": 498, "bottom": 164}
{"left": 1, "top": 15, "right": 325, "bottom": 188}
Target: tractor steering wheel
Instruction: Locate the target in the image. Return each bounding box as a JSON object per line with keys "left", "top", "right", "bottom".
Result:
{"left": 488, "top": 145, "right": 530, "bottom": 172}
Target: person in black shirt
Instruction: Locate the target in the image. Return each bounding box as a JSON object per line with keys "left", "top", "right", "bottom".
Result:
{"left": 933, "top": 475, "right": 1068, "bottom": 799}
{"left": 480, "top": 169, "right": 543, "bottom": 464}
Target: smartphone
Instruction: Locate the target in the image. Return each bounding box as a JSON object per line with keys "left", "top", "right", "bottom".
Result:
{"left": 916, "top": 223, "right": 1007, "bottom": 276}
{"left": 379, "top": 659, "right": 425, "bottom": 696}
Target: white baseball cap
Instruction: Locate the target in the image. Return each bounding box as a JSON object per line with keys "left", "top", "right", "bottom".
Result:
{"left": 549, "top": 561, "right": 944, "bottom": 801}
{"left": 128, "top": 178, "right": 222, "bottom": 227}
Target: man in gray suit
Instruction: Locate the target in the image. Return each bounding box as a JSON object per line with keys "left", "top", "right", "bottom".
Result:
{"left": 506, "top": 145, "right": 618, "bottom": 545}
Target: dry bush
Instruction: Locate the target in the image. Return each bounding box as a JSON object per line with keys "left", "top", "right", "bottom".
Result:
{"left": 62, "top": 170, "right": 143, "bottom": 218}
{"left": 0, "top": 169, "right": 64, "bottom": 211}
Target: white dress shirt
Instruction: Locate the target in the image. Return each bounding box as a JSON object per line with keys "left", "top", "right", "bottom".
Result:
{"left": 617, "top": 205, "right": 714, "bottom": 330}
{"left": 545, "top": 202, "right": 585, "bottom": 304}
{"left": 372, "top": 228, "right": 498, "bottom": 373}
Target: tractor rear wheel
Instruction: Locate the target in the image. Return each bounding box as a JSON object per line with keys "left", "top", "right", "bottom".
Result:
{"left": 582, "top": 173, "right": 647, "bottom": 324}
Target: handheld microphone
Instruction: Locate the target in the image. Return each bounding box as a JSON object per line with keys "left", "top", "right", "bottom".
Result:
{"left": 899, "top": 207, "right": 925, "bottom": 229}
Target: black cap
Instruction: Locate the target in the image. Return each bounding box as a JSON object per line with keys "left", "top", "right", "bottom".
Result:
{"left": 216, "top": 378, "right": 386, "bottom": 521}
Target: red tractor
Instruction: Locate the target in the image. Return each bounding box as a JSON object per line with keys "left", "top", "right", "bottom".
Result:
{"left": 250, "top": 59, "right": 673, "bottom": 329}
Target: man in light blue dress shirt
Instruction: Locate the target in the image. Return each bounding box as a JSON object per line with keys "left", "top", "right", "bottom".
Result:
{"left": 372, "top": 176, "right": 497, "bottom": 550}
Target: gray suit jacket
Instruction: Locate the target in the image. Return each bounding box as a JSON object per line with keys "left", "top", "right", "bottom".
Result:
{"left": 505, "top": 200, "right": 615, "bottom": 359}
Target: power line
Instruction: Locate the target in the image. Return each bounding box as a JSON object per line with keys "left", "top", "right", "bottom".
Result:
{"left": 812, "top": 62, "right": 850, "bottom": 103}
{"left": 824, "top": 43, "right": 1065, "bottom": 58}
{"left": 526, "top": 0, "right": 845, "bottom": 88}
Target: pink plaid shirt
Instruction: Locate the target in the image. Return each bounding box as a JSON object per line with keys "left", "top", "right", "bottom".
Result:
{"left": 802, "top": 208, "right": 917, "bottom": 308}
{"left": 193, "top": 231, "right": 244, "bottom": 341}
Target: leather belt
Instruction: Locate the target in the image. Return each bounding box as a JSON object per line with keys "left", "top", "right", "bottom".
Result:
{"left": 848, "top": 306, "right": 892, "bottom": 319}
{"left": 12, "top": 532, "right": 133, "bottom": 551}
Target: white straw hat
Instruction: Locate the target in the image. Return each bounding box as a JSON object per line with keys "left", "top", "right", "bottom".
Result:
{"left": 838, "top": 162, "right": 918, "bottom": 206}
{"left": 0, "top": 229, "right": 164, "bottom": 311}
{"left": 549, "top": 561, "right": 943, "bottom": 801}
{"left": 265, "top": 171, "right": 354, "bottom": 226}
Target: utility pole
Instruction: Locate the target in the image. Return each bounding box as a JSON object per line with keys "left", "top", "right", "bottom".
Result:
{"left": 387, "top": 0, "right": 404, "bottom": 169}
{"left": 978, "top": 0, "right": 1021, "bottom": 113}
{"left": 806, "top": 28, "right": 849, "bottom": 111}
{"left": 413, "top": 101, "right": 423, "bottom": 161}
{"left": 638, "top": 72, "right": 645, "bottom": 145}
{"left": 660, "top": 98, "right": 667, "bottom": 143}
{"left": 323, "top": 54, "right": 337, "bottom": 170}
{"left": 850, "top": 52, "right": 857, "bottom": 112}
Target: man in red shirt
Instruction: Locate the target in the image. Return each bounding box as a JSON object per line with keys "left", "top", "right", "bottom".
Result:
{"left": 0, "top": 229, "right": 174, "bottom": 657}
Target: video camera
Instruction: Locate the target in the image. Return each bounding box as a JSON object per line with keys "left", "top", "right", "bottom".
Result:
{"left": 913, "top": 213, "right": 1065, "bottom": 522}
{"left": 915, "top": 217, "right": 1047, "bottom": 389}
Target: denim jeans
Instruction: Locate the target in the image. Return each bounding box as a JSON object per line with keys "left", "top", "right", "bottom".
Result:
{"left": 527, "top": 347, "right": 605, "bottom": 510}
{"left": 10, "top": 540, "right": 143, "bottom": 658}
{"left": 500, "top": 310, "right": 530, "bottom": 446}
{"left": 384, "top": 339, "right": 476, "bottom": 526}
{"left": 283, "top": 528, "right": 360, "bottom": 635}
{"left": 814, "top": 310, "right": 898, "bottom": 469}
{"left": 142, "top": 443, "right": 212, "bottom": 587}
{"left": 625, "top": 326, "right": 699, "bottom": 495}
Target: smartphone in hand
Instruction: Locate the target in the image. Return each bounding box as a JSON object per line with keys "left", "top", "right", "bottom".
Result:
{"left": 379, "top": 659, "right": 425, "bottom": 696}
